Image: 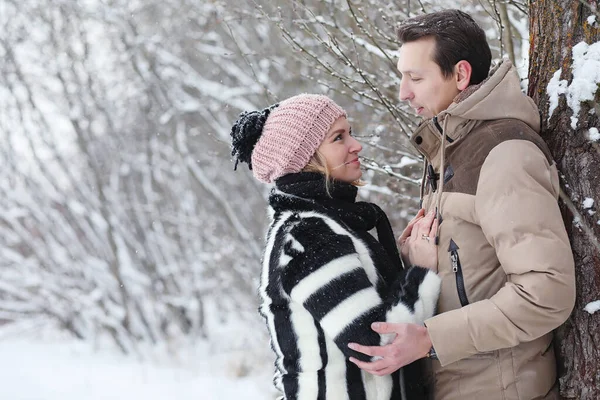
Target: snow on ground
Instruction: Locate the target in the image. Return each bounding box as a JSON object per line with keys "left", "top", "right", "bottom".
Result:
{"left": 0, "top": 333, "right": 276, "bottom": 400}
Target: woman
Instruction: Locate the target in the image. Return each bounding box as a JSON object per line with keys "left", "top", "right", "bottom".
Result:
{"left": 230, "top": 94, "right": 440, "bottom": 400}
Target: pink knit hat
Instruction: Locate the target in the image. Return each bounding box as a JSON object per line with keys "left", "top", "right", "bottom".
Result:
{"left": 250, "top": 94, "right": 346, "bottom": 183}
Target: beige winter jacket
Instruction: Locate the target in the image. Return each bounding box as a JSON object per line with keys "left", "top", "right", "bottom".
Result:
{"left": 410, "top": 60, "right": 576, "bottom": 400}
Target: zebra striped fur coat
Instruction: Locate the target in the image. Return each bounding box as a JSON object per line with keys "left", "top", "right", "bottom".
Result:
{"left": 259, "top": 172, "right": 441, "bottom": 400}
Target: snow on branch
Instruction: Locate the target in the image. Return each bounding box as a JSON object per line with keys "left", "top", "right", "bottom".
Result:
{"left": 360, "top": 155, "right": 421, "bottom": 186}
{"left": 547, "top": 41, "right": 600, "bottom": 129}
{"left": 584, "top": 300, "right": 600, "bottom": 315}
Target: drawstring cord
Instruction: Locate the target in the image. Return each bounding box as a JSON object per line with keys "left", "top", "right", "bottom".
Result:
{"left": 417, "top": 115, "right": 450, "bottom": 244}
{"left": 419, "top": 158, "right": 428, "bottom": 208}
{"left": 434, "top": 116, "right": 450, "bottom": 244}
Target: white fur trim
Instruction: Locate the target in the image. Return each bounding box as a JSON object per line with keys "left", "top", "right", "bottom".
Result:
{"left": 279, "top": 253, "right": 292, "bottom": 266}
{"left": 287, "top": 233, "right": 305, "bottom": 253}
{"left": 324, "top": 337, "right": 349, "bottom": 400}
{"left": 259, "top": 211, "right": 294, "bottom": 376}
{"left": 290, "top": 302, "right": 320, "bottom": 399}
{"left": 321, "top": 288, "right": 382, "bottom": 339}
{"left": 290, "top": 254, "right": 362, "bottom": 304}
{"left": 413, "top": 270, "right": 442, "bottom": 324}
{"left": 381, "top": 302, "right": 416, "bottom": 346}
{"left": 362, "top": 371, "right": 393, "bottom": 400}
{"left": 295, "top": 211, "right": 380, "bottom": 286}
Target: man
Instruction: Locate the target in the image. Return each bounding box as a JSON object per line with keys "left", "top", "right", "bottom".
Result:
{"left": 348, "top": 9, "right": 576, "bottom": 400}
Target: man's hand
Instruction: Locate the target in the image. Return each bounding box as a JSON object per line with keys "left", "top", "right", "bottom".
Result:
{"left": 348, "top": 322, "right": 432, "bottom": 376}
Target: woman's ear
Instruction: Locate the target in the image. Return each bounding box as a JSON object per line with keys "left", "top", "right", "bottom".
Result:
{"left": 455, "top": 60, "right": 472, "bottom": 90}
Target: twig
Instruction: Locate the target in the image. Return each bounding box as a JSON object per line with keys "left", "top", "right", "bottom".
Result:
{"left": 345, "top": 0, "right": 399, "bottom": 75}
{"left": 362, "top": 140, "right": 420, "bottom": 159}
{"left": 578, "top": 0, "right": 600, "bottom": 20}
{"left": 360, "top": 156, "right": 421, "bottom": 186}
{"left": 559, "top": 188, "right": 600, "bottom": 255}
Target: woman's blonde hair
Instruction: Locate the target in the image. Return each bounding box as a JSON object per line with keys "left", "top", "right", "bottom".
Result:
{"left": 303, "top": 151, "right": 364, "bottom": 196}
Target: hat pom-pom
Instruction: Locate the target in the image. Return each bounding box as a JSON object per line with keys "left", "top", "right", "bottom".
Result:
{"left": 230, "top": 104, "right": 279, "bottom": 170}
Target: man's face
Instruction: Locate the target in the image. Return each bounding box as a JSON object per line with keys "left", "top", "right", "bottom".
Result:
{"left": 397, "top": 37, "right": 461, "bottom": 119}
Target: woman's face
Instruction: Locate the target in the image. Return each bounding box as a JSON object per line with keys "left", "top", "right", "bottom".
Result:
{"left": 317, "top": 117, "right": 363, "bottom": 183}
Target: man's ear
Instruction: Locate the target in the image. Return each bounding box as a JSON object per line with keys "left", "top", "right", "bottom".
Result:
{"left": 455, "top": 60, "right": 472, "bottom": 90}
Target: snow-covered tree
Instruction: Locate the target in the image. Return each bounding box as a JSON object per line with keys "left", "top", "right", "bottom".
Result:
{"left": 250, "top": 0, "right": 531, "bottom": 226}
{"left": 0, "top": 0, "right": 277, "bottom": 352}
{"left": 0, "top": 0, "right": 535, "bottom": 368}
{"left": 529, "top": 1, "right": 600, "bottom": 398}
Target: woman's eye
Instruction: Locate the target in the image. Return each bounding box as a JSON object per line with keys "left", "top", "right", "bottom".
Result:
{"left": 334, "top": 134, "right": 343, "bottom": 141}
{"left": 411, "top": 77, "right": 422, "bottom": 82}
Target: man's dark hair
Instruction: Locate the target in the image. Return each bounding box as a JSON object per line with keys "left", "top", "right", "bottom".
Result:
{"left": 396, "top": 9, "right": 492, "bottom": 85}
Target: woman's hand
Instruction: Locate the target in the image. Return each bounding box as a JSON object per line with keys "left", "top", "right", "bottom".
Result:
{"left": 397, "top": 209, "right": 424, "bottom": 265}
{"left": 398, "top": 209, "right": 438, "bottom": 272}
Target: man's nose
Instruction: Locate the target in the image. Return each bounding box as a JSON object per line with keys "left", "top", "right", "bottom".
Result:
{"left": 399, "top": 78, "right": 413, "bottom": 101}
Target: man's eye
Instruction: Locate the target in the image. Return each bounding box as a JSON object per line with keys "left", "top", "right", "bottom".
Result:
{"left": 411, "top": 77, "right": 422, "bottom": 82}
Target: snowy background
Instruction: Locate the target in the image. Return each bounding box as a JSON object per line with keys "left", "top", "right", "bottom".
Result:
{"left": 0, "top": 0, "right": 597, "bottom": 399}
{"left": 0, "top": 335, "right": 274, "bottom": 400}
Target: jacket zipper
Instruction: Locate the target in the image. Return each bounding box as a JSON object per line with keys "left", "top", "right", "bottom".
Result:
{"left": 448, "top": 239, "right": 469, "bottom": 306}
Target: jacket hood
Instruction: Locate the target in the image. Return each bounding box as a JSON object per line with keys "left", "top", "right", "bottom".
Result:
{"left": 445, "top": 59, "right": 540, "bottom": 133}
{"left": 410, "top": 60, "right": 542, "bottom": 161}
{"left": 409, "top": 60, "right": 543, "bottom": 242}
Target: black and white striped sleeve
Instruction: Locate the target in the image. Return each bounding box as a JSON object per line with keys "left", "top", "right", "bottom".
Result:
{"left": 278, "top": 217, "right": 441, "bottom": 362}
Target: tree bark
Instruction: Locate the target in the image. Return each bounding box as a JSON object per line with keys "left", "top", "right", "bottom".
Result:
{"left": 528, "top": 1, "right": 600, "bottom": 399}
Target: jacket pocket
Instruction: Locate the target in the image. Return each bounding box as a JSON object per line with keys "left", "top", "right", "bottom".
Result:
{"left": 448, "top": 239, "right": 470, "bottom": 307}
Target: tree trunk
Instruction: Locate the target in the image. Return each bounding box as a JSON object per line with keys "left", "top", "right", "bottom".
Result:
{"left": 528, "top": 1, "right": 600, "bottom": 399}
